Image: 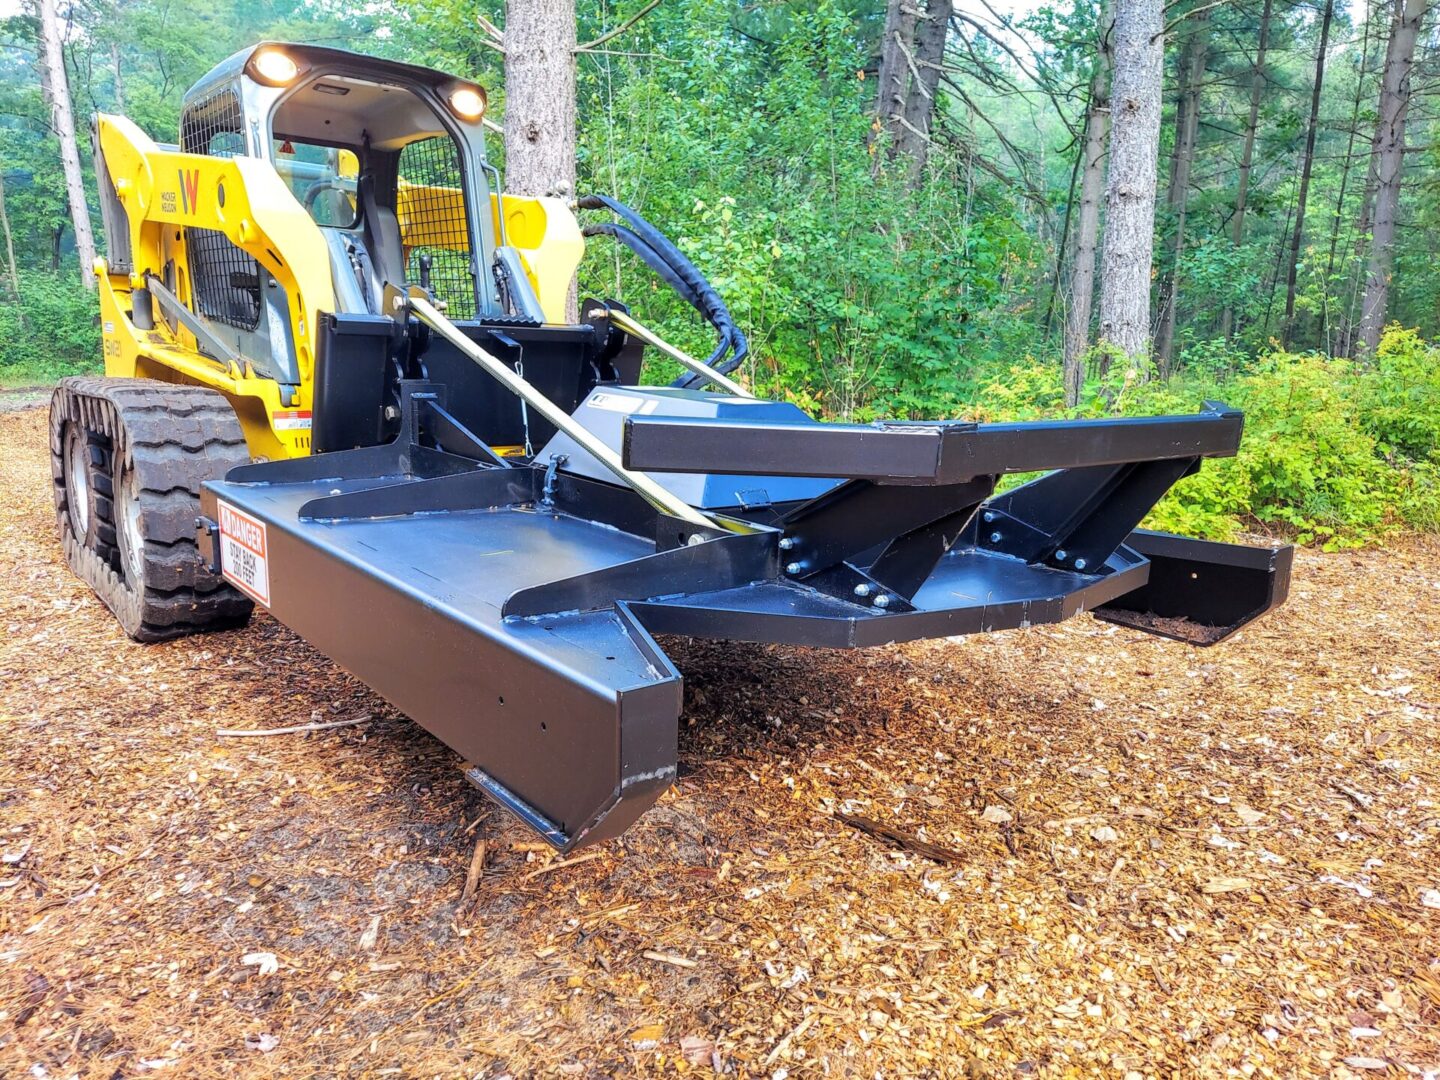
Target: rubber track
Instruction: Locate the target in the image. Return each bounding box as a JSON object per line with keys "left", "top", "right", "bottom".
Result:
{"left": 50, "top": 378, "right": 255, "bottom": 642}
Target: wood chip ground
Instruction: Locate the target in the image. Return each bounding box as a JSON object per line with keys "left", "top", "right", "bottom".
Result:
{"left": 1, "top": 405, "right": 1438, "bottom": 1078}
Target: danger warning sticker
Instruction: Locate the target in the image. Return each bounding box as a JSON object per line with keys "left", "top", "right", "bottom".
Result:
{"left": 273, "top": 409, "right": 312, "bottom": 431}
{"left": 218, "top": 500, "right": 270, "bottom": 606}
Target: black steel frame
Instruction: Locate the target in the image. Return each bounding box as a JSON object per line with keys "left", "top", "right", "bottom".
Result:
{"left": 200, "top": 380, "right": 1290, "bottom": 852}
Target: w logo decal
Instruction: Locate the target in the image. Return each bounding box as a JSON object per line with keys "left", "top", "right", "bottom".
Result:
{"left": 178, "top": 168, "right": 200, "bottom": 214}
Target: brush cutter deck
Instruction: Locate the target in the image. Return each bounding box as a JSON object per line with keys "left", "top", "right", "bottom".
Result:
{"left": 199, "top": 351, "right": 1291, "bottom": 852}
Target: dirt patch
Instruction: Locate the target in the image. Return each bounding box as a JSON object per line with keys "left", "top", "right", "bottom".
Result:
{"left": 0, "top": 388, "right": 52, "bottom": 414}
{"left": 1, "top": 404, "right": 1438, "bottom": 1077}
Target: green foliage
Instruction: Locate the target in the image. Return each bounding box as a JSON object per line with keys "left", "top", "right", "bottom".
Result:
{"left": 1360, "top": 325, "right": 1440, "bottom": 461}
{"left": 956, "top": 330, "right": 1440, "bottom": 549}
{"left": 0, "top": 271, "right": 101, "bottom": 384}
{"left": 573, "top": 2, "right": 1041, "bottom": 421}
{"left": 4, "top": 0, "right": 1436, "bottom": 552}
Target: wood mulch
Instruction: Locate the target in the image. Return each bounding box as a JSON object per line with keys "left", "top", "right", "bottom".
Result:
{"left": 1, "top": 403, "right": 1437, "bottom": 1078}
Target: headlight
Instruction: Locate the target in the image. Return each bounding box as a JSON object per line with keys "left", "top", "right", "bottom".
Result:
{"left": 250, "top": 48, "right": 300, "bottom": 87}
{"left": 447, "top": 85, "right": 486, "bottom": 121}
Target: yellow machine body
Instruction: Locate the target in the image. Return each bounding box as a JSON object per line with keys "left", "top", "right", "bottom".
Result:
{"left": 92, "top": 44, "right": 585, "bottom": 460}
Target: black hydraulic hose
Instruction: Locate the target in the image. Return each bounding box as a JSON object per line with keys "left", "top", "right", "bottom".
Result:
{"left": 577, "top": 194, "right": 749, "bottom": 386}
{"left": 581, "top": 222, "right": 733, "bottom": 370}
{"left": 581, "top": 222, "right": 707, "bottom": 312}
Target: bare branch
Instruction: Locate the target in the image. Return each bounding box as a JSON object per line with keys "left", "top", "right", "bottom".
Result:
{"left": 576, "top": 0, "right": 665, "bottom": 52}
{"left": 476, "top": 12, "right": 504, "bottom": 42}
{"left": 474, "top": 13, "right": 505, "bottom": 53}
{"left": 1158, "top": 0, "right": 1237, "bottom": 40}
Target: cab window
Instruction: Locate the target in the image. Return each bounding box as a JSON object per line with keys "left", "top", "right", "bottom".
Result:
{"left": 273, "top": 138, "right": 358, "bottom": 228}
{"left": 397, "top": 135, "right": 475, "bottom": 318}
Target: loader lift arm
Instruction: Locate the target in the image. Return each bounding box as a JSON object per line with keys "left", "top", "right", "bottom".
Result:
{"left": 94, "top": 115, "right": 336, "bottom": 384}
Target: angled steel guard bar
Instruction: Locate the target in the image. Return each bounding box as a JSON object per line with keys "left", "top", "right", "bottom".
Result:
{"left": 623, "top": 403, "right": 1244, "bottom": 485}
{"left": 144, "top": 274, "right": 243, "bottom": 375}
{"left": 604, "top": 309, "right": 755, "bottom": 398}
{"left": 405, "top": 295, "right": 721, "bottom": 531}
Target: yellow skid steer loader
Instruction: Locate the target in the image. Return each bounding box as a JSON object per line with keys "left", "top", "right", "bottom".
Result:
{"left": 54, "top": 44, "right": 1291, "bottom": 851}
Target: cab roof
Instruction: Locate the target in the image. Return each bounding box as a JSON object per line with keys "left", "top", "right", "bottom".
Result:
{"left": 183, "top": 42, "right": 478, "bottom": 111}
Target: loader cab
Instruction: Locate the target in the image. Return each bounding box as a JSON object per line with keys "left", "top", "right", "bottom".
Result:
{"left": 173, "top": 44, "right": 602, "bottom": 456}
{"left": 177, "top": 44, "right": 499, "bottom": 331}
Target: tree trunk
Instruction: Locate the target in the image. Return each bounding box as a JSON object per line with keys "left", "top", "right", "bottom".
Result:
{"left": 504, "top": 0, "right": 577, "bottom": 200}
{"left": 1282, "top": 0, "right": 1335, "bottom": 344}
{"left": 38, "top": 0, "right": 96, "bottom": 290}
{"left": 1154, "top": 7, "right": 1210, "bottom": 374}
{"left": 1322, "top": 0, "right": 1374, "bottom": 352}
{"left": 1098, "top": 0, "right": 1164, "bottom": 369}
{"left": 111, "top": 39, "right": 124, "bottom": 111}
{"left": 503, "top": 0, "right": 577, "bottom": 320}
{"left": 897, "top": 0, "right": 953, "bottom": 184}
{"left": 0, "top": 156, "right": 24, "bottom": 326}
{"left": 1356, "top": 0, "right": 1427, "bottom": 356}
{"left": 1063, "top": 3, "right": 1114, "bottom": 407}
{"left": 875, "top": 0, "right": 918, "bottom": 166}
{"left": 1221, "top": 0, "right": 1273, "bottom": 342}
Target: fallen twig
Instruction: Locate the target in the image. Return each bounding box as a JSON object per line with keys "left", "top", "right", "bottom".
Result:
{"left": 764, "top": 1014, "right": 817, "bottom": 1067}
{"left": 521, "top": 850, "right": 603, "bottom": 881}
{"left": 216, "top": 714, "right": 373, "bottom": 738}
{"left": 460, "top": 834, "right": 487, "bottom": 907}
{"left": 642, "top": 949, "right": 697, "bottom": 969}
{"left": 1330, "top": 780, "right": 1374, "bottom": 809}
{"left": 836, "top": 812, "right": 965, "bottom": 865}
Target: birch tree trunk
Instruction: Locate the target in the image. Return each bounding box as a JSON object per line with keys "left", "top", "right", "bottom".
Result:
{"left": 0, "top": 157, "right": 25, "bottom": 326}
{"left": 37, "top": 0, "right": 96, "bottom": 290}
{"left": 1221, "top": 0, "right": 1274, "bottom": 341}
{"left": 1357, "top": 0, "right": 1427, "bottom": 356}
{"left": 1098, "top": 0, "right": 1163, "bottom": 369}
{"left": 1063, "top": 4, "right": 1113, "bottom": 407}
{"left": 1282, "top": 0, "right": 1334, "bottom": 343}
{"left": 1154, "top": 8, "right": 1210, "bottom": 374}
{"left": 503, "top": 0, "right": 577, "bottom": 200}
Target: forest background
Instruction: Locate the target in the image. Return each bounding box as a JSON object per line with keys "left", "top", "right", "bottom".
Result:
{"left": 3, "top": 0, "right": 1440, "bottom": 548}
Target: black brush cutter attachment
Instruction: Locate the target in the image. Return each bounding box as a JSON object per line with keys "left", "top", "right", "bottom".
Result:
{"left": 198, "top": 297, "right": 1291, "bottom": 853}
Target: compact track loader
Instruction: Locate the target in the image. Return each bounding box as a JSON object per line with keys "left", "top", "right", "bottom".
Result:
{"left": 54, "top": 44, "right": 1292, "bottom": 851}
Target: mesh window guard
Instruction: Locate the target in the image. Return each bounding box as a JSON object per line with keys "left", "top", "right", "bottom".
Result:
{"left": 179, "top": 92, "right": 262, "bottom": 333}
{"left": 397, "top": 135, "right": 477, "bottom": 319}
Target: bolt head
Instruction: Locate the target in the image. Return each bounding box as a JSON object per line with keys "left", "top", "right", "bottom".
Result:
{"left": 982, "top": 511, "right": 996, "bottom": 523}
{"left": 853, "top": 583, "right": 872, "bottom": 597}
{"left": 778, "top": 537, "right": 796, "bottom": 551}
{"left": 1055, "top": 549, "right": 1068, "bottom": 561}
{"left": 1074, "top": 558, "right": 1088, "bottom": 571}
{"left": 989, "top": 531, "right": 1002, "bottom": 544}
{"left": 872, "top": 594, "right": 891, "bottom": 609}
{"left": 785, "top": 561, "right": 803, "bottom": 575}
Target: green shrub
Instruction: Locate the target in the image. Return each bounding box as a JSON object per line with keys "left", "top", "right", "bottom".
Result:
{"left": 959, "top": 337, "right": 1440, "bottom": 549}
{"left": 1358, "top": 324, "right": 1440, "bottom": 462}
{"left": 0, "top": 271, "right": 102, "bottom": 384}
